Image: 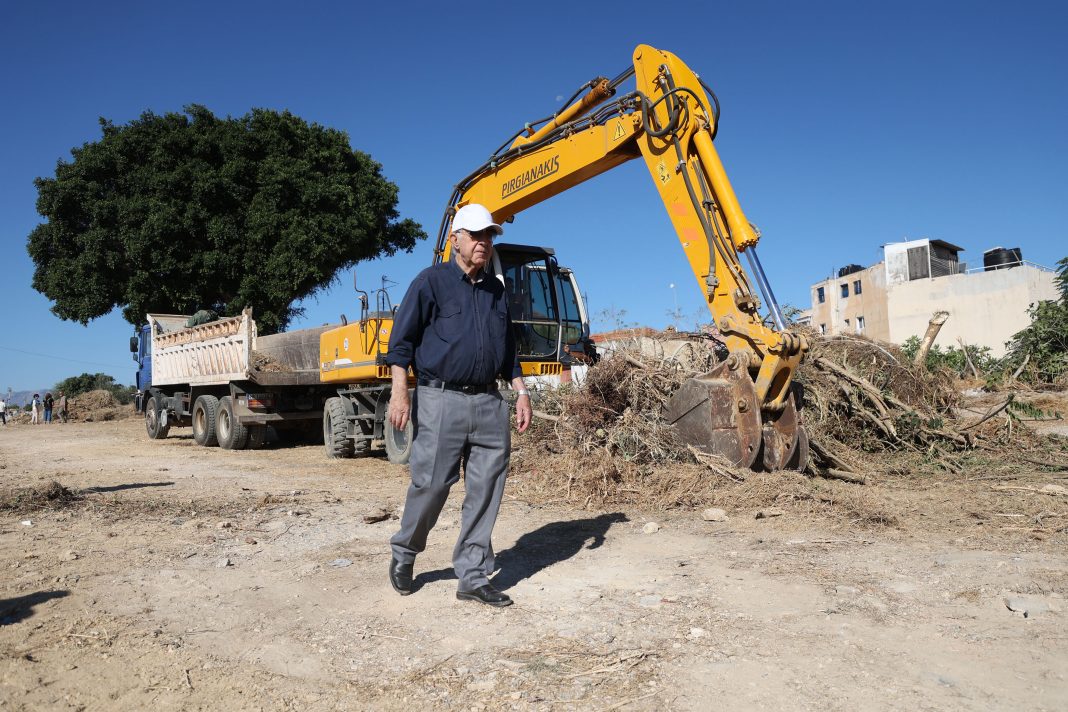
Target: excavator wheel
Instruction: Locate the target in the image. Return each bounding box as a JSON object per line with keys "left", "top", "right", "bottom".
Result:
{"left": 759, "top": 390, "right": 809, "bottom": 472}
{"left": 664, "top": 355, "right": 763, "bottom": 469}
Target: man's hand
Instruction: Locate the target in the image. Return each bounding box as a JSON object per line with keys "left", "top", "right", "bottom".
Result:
{"left": 515, "top": 394, "right": 532, "bottom": 433}
{"left": 511, "top": 377, "right": 532, "bottom": 433}
{"left": 388, "top": 389, "right": 410, "bottom": 430}
{"left": 389, "top": 365, "right": 411, "bottom": 430}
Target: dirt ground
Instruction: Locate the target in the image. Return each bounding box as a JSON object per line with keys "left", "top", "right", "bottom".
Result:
{"left": 2, "top": 418, "right": 1067, "bottom": 711}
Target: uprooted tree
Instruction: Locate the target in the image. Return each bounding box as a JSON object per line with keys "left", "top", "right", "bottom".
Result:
{"left": 27, "top": 105, "right": 425, "bottom": 334}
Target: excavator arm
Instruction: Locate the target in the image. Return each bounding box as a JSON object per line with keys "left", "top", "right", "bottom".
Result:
{"left": 435, "top": 45, "right": 808, "bottom": 470}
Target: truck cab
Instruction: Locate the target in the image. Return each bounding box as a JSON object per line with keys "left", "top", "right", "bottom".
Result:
{"left": 130, "top": 323, "right": 152, "bottom": 411}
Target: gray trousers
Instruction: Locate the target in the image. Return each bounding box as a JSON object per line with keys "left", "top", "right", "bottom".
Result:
{"left": 390, "top": 386, "right": 510, "bottom": 589}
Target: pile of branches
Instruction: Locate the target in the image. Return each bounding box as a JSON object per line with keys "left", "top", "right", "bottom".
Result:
{"left": 801, "top": 333, "right": 1068, "bottom": 474}
{"left": 798, "top": 334, "right": 966, "bottom": 473}
{"left": 511, "top": 331, "right": 1062, "bottom": 508}
{"left": 69, "top": 389, "right": 137, "bottom": 422}
{"left": 0, "top": 480, "right": 82, "bottom": 512}
{"left": 512, "top": 334, "right": 740, "bottom": 509}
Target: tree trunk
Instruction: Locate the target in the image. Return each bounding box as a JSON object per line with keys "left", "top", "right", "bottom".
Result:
{"left": 914, "top": 311, "right": 950, "bottom": 368}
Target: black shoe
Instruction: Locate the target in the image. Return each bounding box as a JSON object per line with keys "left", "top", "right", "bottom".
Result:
{"left": 389, "top": 557, "right": 413, "bottom": 596}
{"left": 456, "top": 584, "right": 513, "bottom": 607}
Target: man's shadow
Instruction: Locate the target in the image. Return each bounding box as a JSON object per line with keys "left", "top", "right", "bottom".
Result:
{"left": 81, "top": 481, "right": 174, "bottom": 494}
{"left": 413, "top": 512, "right": 628, "bottom": 592}
{"left": 0, "top": 590, "right": 70, "bottom": 626}
{"left": 492, "top": 512, "right": 627, "bottom": 590}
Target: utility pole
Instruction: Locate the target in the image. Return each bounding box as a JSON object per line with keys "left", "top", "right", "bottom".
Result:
{"left": 668, "top": 283, "right": 681, "bottom": 329}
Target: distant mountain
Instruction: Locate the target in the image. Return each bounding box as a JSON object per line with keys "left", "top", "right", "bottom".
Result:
{"left": 4, "top": 390, "right": 49, "bottom": 408}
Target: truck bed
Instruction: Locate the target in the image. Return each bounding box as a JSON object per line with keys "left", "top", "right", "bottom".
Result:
{"left": 149, "top": 311, "right": 331, "bottom": 388}
{"left": 249, "top": 325, "right": 335, "bottom": 386}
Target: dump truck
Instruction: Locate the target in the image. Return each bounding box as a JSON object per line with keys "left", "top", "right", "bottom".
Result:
{"left": 131, "top": 308, "right": 338, "bottom": 451}
{"left": 131, "top": 246, "right": 588, "bottom": 465}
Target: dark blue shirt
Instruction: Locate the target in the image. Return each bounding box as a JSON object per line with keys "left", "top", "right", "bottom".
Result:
{"left": 385, "top": 261, "right": 521, "bottom": 384}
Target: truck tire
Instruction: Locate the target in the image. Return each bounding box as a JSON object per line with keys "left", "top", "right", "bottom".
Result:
{"left": 323, "top": 397, "right": 354, "bottom": 459}
{"left": 217, "top": 396, "right": 249, "bottom": 450}
{"left": 192, "top": 395, "right": 220, "bottom": 447}
{"left": 247, "top": 426, "right": 268, "bottom": 449}
{"left": 145, "top": 395, "right": 170, "bottom": 440}
{"left": 384, "top": 414, "right": 413, "bottom": 465}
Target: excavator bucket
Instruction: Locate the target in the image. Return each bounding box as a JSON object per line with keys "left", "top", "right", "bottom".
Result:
{"left": 760, "top": 390, "right": 809, "bottom": 471}
{"left": 664, "top": 355, "right": 764, "bottom": 469}
{"left": 664, "top": 356, "right": 810, "bottom": 471}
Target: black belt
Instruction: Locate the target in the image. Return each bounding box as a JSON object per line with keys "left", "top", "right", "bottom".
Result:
{"left": 417, "top": 378, "right": 496, "bottom": 394}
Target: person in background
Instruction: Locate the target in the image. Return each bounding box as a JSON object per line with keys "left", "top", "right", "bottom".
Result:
{"left": 0, "top": 396, "right": 7, "bottom": 426}
{"left": 43, "top": 392, "right": 54, "bottom": 424}
{"left": 58, "top": 392, "right": 68, "bottom": 424}
{"left": 31, "top": 393, "right": 41, "bottom": 424}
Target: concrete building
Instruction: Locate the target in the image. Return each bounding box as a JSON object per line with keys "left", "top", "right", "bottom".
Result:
{"left": 810, "top": 262, "right": 889, "bottom": 340}
{"left": 809, "top": 239, "right": 1058, "bottom": 356}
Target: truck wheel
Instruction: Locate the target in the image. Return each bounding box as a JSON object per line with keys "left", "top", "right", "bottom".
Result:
{"left": 384, "top": 415, "right": 413, "bottom": 465}
{"left": 323, "top": 397, "right": 354, "bottom": 459}
{"left": 192, "top": 395, "right": 220, "bottom": 447}
{"left": 217, "top": 396, "right": 249, "bottom": 450}
{"left": 145, "top": 395, "right": 170, "bottom": 440}
{"left": 247, "top": 426, "right": 268, "bottom": 449}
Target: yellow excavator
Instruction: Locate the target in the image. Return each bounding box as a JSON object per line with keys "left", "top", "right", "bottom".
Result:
{"left": 319, "top": 44, "right": 809, "bottom": 470}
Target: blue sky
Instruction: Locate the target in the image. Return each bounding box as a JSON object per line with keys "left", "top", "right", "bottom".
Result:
{"left": 1, "top": 0, "right": 1065, "bottom": 392}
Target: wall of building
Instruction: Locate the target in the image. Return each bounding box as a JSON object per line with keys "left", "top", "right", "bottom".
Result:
{"left": 886, "top": 265, "right": 1059, "bottom": 356}
{"left": 810, "top": 264, "right": 890, "bottom": 340}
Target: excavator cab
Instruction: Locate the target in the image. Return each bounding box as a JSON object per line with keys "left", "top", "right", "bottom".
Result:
{"left": 536, "top": 264, "right": 597, "bottom": 365}
{"left": 492, "top": 244, "right": 568, "bottom": 378}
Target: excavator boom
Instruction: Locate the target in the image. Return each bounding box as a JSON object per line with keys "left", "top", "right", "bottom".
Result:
{"left": 436, "top": 45, "right": 809, "bottom": 470}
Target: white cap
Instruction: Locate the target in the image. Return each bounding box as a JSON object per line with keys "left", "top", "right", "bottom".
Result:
{"left": 451, "top": 204, "right": 503, "bottom": 236}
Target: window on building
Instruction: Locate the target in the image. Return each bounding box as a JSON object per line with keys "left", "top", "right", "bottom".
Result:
{"left": 907, "top": 245, "right": 930, "bottom": 280}
{"left": 844, "top": 318, "right": 850, "bottom": 329}
{"left": 819, "top": 323, "right": 826, "bottom": 335}
{"left": 856, "top": 316, "right": 865, "bottom": 333}
{"left": 816, "top": 286, "right": 825, "bottom": 304}
{"left": 840, "top": 284, "right": 849, "bottom": 298}
{"left": 853, "top": 280, "right": 862, "bottom": 295}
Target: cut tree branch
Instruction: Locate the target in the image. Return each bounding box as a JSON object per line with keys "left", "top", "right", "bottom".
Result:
{"left": 960, "top": 395, "right": 1014, "bottom": 431}
{"left": 1011, "top": 353, "right": 1031, "bottom": 381}
{"left": 914, "top": 310, "right": 950, "bottom": 367}
{"left": 957, "top": 337, "right": 980, "bottom": 378}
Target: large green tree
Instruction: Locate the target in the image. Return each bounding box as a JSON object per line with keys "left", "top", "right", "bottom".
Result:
{"left": 28, "top": 105, "right": 425, "bottom": 333}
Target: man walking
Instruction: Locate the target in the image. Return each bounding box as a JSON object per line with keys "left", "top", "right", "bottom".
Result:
{"left": 0, "top": 396, "right": 6, "bottom": 426}
{"left": 386, "top": 203, "right": 532, "bottom": 607}
{"left": 43, "top": 392, "right": 54, "bottom": 424}
{"left": 31, "top": 394, "right": 41, "bottom": 424}
{"left": 58, "top": 392, "right": 68, "bottom": 423}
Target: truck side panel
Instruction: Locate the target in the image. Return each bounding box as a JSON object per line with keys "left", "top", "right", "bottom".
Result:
{"left": 150, "top": 312, "right": 254, "bottom": 387}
